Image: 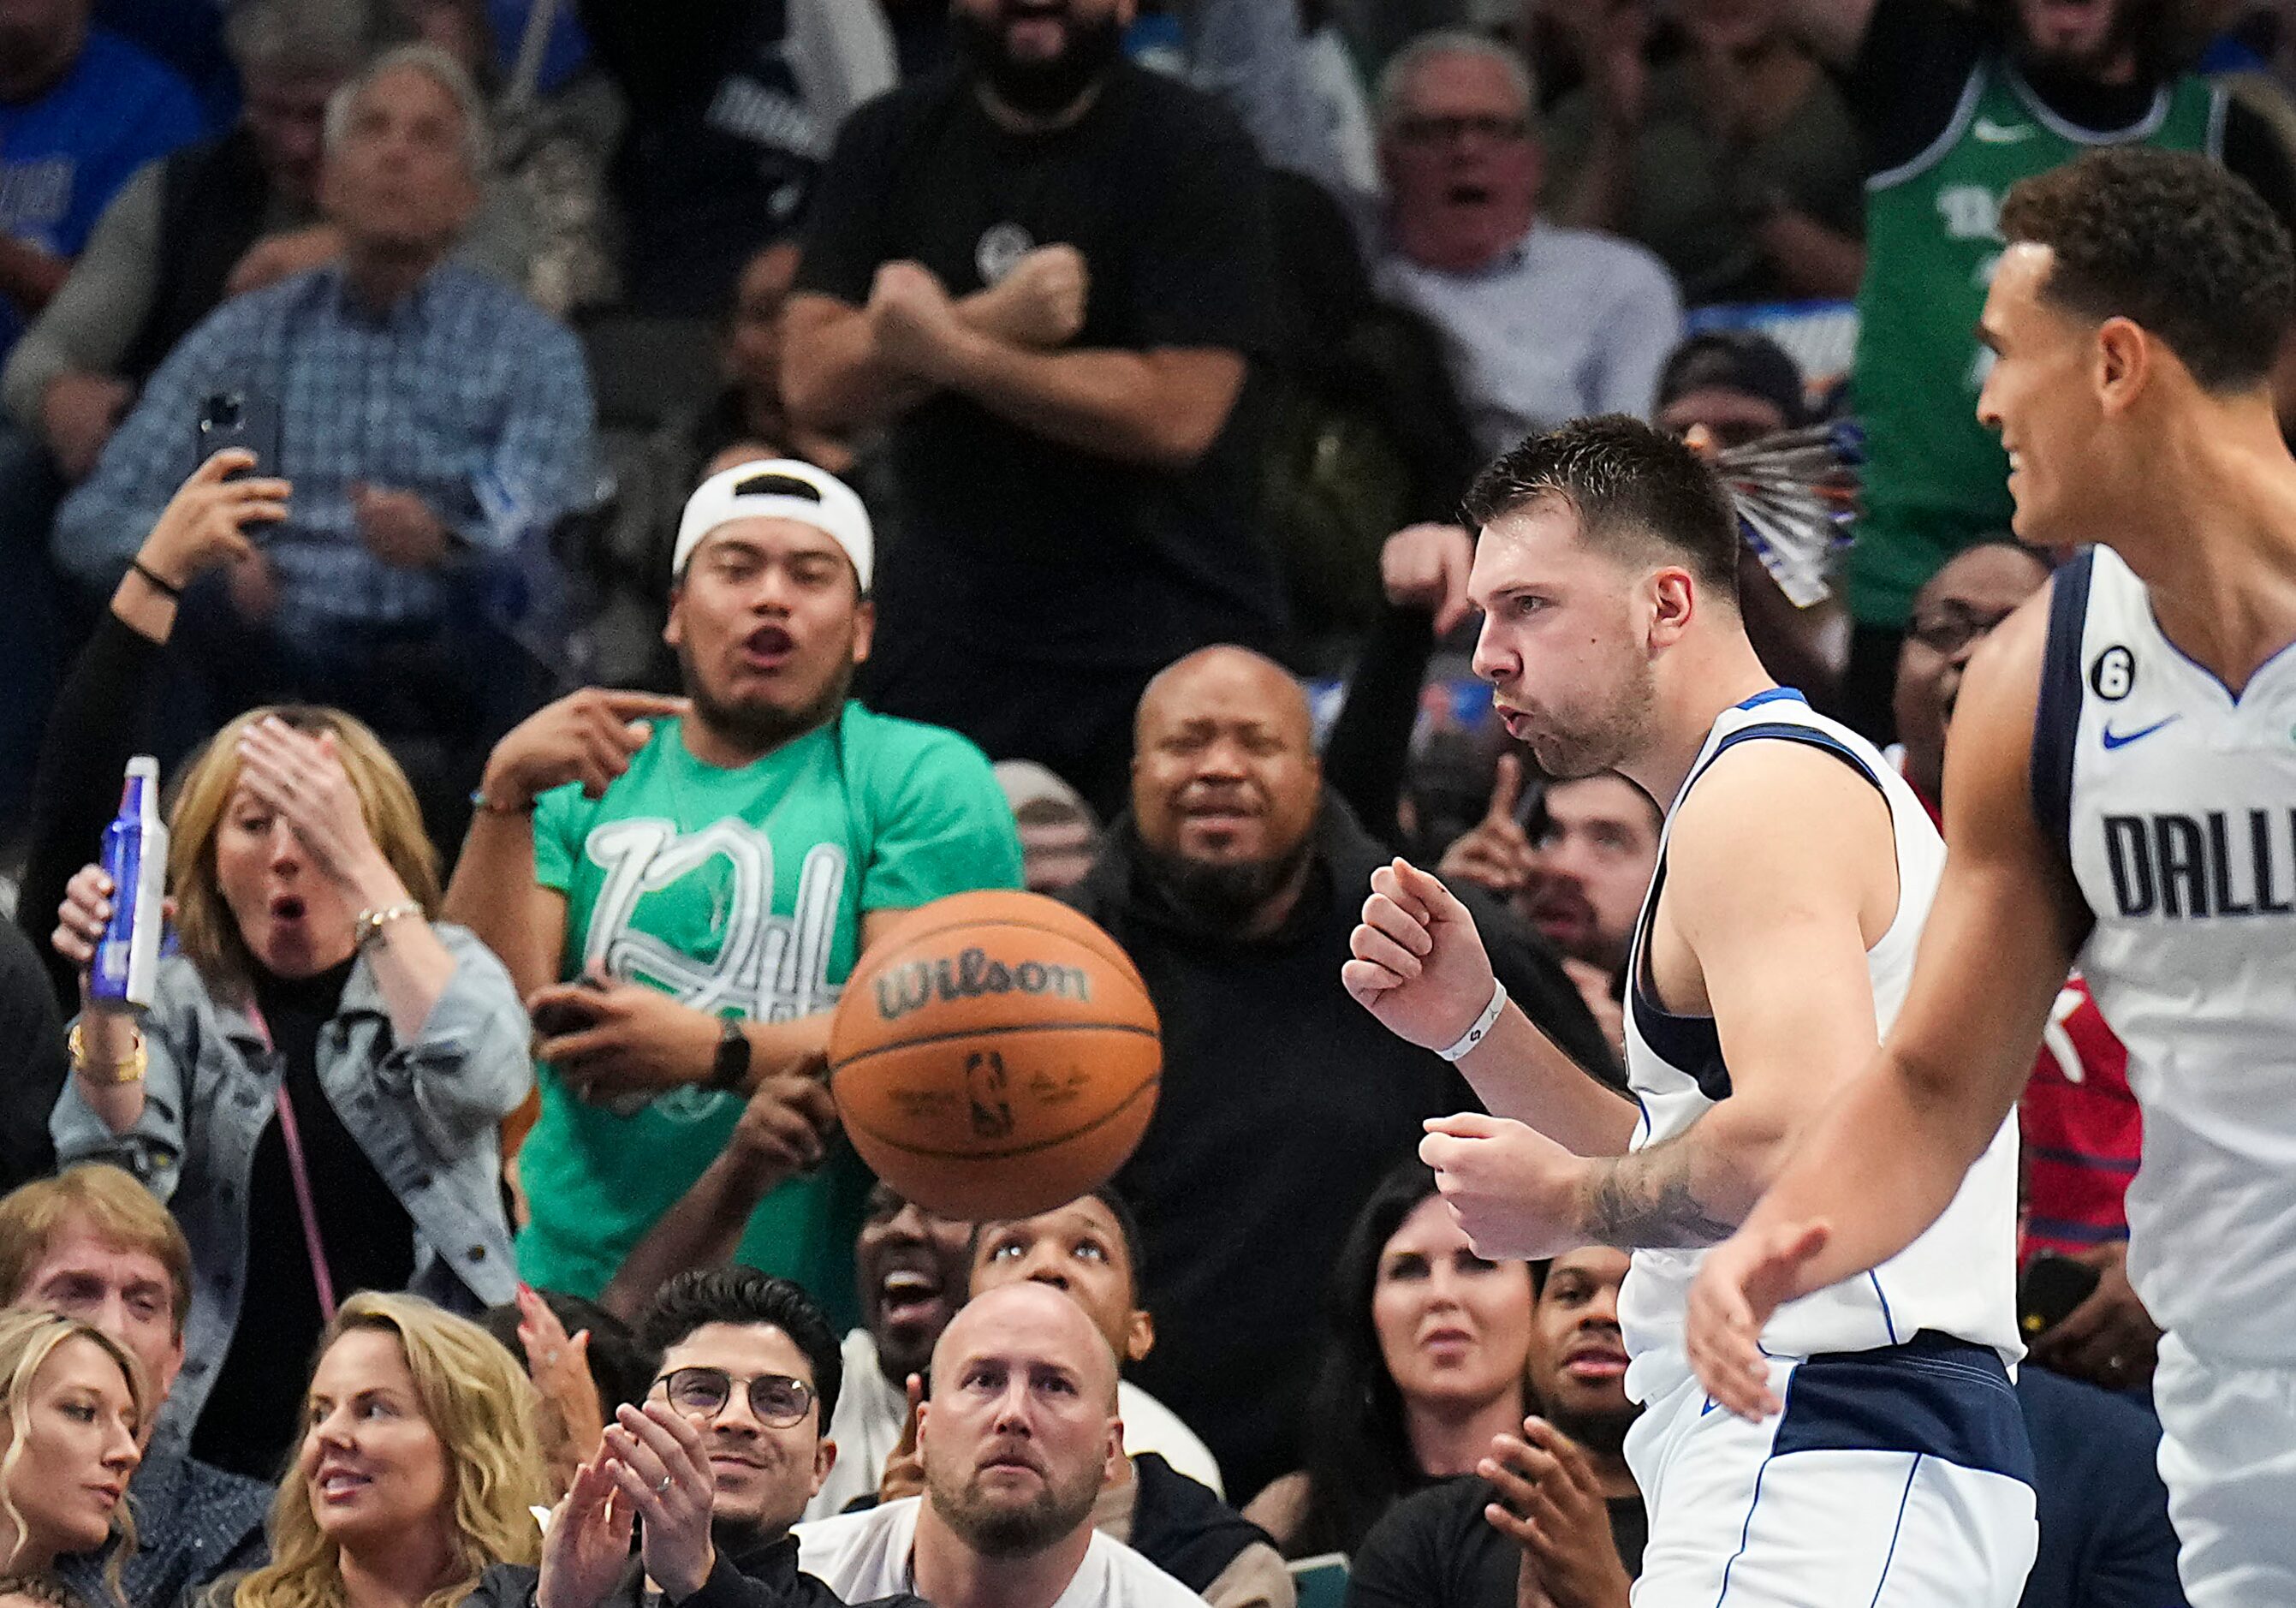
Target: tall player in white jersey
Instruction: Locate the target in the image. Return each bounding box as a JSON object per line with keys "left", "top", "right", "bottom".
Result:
{"left": 1343, "top": 417, "right": 2036, "bottom": 1605}
{"left": 1687, "top": 146, "right": 2296, "bottom": 1606}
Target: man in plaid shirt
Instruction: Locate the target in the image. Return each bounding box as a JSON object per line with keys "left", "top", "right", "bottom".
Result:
{"left": 52, "top": 44, "right": 594, "bottom": 797}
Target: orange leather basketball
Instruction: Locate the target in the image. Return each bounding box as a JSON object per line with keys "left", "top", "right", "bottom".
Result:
{"left": 829, "top": 890, "right": 1162, "bottom": 1221}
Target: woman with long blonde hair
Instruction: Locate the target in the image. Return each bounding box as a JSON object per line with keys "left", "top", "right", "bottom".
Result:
{"left": 232, "top": 1293, "right": 547, "bottom": 1608}
{"left": 0, "top": 1310, "right": 143, "bottom": 1607}
{"left": 50, "top": 705, "right": 531, "bottom": 1480}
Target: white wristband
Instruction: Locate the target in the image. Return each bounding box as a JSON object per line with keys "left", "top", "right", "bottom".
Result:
{"left": 1436, "top": 978, "right": 1508, "bottom": 1063}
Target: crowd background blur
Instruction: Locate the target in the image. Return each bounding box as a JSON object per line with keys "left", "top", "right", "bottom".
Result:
{"left": 0, "top": 1, "right": 2275, "bottom": 1605}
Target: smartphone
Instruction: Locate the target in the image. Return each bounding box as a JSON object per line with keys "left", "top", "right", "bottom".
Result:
{"left": 196, "top": 390, "right": 278, "bottom": 481}
{"left": 530, "top": 973, "right": 610, "bottom": 1039}
{"left": 2018, "top": 1252, "right": 2102, "bottom": 1337}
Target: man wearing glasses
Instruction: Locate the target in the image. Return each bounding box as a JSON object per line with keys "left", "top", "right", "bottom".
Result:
{"left": 523, "top": 1266, "right": 925, "bottom": 1608}
{"left": 1372, "top": 31, "right": 1682, "bottom": 456}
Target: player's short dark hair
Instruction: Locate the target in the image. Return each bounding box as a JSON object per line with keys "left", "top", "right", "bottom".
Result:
{"left": 639, "top": 1266, "right": 843, "bottom": 1426}
{"left": 1999, "top": 146, "right": 2296, "bottom": 393}
{"left": 1462, "top": 414, "right": 1740, "bottom": 600}
{"left": 481, "top": 1289, "right": 659, "bottom": 1413}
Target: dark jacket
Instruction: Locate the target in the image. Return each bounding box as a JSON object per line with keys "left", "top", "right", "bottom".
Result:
{"left": 57, "top": 1447, "right": 271, "bottom": 1608}
{"left": 1129, "top": 1451, "right": 1280, "bottom": 1596}
{"left": 2017, "top": 1366, "right": 2188, "bottom": 1608}
{"left": 118, "top": 128, "right": 272, "bottom": 386}
{"left": 473, "top": 1530, "right": 930, "bottom": 1608}
{"left": 1065, "top": 792, "right": 1617, "bottom": 1500}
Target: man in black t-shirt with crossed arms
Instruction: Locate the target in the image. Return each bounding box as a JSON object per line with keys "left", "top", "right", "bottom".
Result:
{"left": 783, "top": 0, "right": 1287, "bottom": 819}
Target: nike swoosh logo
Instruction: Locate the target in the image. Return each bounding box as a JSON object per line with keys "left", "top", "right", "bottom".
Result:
{"left": 1973, "top": 117, "right": 2036, "bottom": 143}
{"left": 2102, "top": 715, "right": 2180, "bottom": 750}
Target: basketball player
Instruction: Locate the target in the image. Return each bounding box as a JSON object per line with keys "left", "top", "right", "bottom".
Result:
{"left": 1343, "top": 416, "right": 2035, "bottom": 1605}
{"left": 1686, "top": 146, "right": 2296, "bottom": 1607}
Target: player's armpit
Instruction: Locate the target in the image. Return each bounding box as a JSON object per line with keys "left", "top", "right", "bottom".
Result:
{"left": 1645, "top": 741, "right": 1895, "bottom": 1200}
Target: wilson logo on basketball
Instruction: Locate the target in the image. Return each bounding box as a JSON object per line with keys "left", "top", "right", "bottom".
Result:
{"left": 872, "top": 946, "right": 1092, "bottom": 1021}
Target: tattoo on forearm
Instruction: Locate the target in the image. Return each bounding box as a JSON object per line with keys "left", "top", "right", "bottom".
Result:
{"left": 1582, "top": 1145, "right": 1740, "bottom": 1249}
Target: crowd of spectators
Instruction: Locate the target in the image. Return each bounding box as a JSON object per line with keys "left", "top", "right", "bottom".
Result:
{"left": 0, "top": 1, "right": 2281, "bottom": 1607}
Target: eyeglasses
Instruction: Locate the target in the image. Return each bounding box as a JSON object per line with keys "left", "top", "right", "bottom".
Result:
{"left": 654, "top": 1367, "right": 815, "bottom": 1426}
{"left": 1907, "top": 604, "right": 2018, "bottom": 658}
{"left": 1392, "top": 113, "right": 1532, "bottom": 146}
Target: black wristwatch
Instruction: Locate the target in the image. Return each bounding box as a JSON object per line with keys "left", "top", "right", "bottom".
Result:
{"left": 708, "top": 1016, "right": 752, "bottom": 1093}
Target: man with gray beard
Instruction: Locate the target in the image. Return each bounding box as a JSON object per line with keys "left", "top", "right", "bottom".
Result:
{"left": 1061, "top": 645, "right": 1615, "bottom": 1503}
{"left": 794, "top": 1283, "right": 1201, "bottom": 1608}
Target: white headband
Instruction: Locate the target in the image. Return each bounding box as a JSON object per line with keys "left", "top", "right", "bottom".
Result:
{"left": 671, "top": 459, "right": 874, "bottom": 590}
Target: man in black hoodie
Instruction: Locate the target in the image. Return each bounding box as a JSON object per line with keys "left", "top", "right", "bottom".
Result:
{"left": 1064, "top": 645, "right": 1616, "bottom": 1504}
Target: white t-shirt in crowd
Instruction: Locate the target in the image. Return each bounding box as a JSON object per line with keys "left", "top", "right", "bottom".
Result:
{"left": 794, "top": 1495, "right": 1206, "bottom": 1608}
{"left": 808, "top": 1331, "right": 1227, "bottom": 1519}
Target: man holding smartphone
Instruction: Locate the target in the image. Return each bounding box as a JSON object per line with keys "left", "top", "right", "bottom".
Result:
{"left": 51, "top": 46, "right": 594, "bottom": 824}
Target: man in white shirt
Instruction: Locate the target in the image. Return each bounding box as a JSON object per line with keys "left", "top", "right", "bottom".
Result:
{"left": 795, "top": 1283, "right": 1205, "bottom": 1608}
{"left": 812, "top": 1186, "right": 1222, "bottom": 1516}
{"left": 1373, "top": 30, "right": 1681, "bottom": 455}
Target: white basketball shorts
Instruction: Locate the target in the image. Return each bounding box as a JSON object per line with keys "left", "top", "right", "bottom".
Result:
{"left": 2153, "top": 1331, "right": 2296, "bottom": 1607}
{"left": 1625, "top": 1332, "right": 2037, "bottom": 1607}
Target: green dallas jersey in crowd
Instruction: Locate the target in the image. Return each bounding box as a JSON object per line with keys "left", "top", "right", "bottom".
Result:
{"left": 516, "top": 703, "right": 1024, "bottom": 1320}
{"left": 1850, "top": 63, "right": 2220, "bottom": 629}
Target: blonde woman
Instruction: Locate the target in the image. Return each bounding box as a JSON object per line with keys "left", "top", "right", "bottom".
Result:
{"left": 233, "top": 1294, "right": 548, "bottom": 1608}
{"left": 0, "top": 1310, "right": 142, "bottom": 1608}
{"left": 50, "top": 706, "right": 532, "bottom": 1482}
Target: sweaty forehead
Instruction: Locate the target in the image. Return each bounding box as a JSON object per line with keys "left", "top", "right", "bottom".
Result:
{"left": 935, "top": 1286, "right": 1113, "bottom": 1388}
{"left": 1137, "top": 649, "right": 1309, "bottom": 745}
{"left": 692, "top": 516, "right": 850, "bottom": 569}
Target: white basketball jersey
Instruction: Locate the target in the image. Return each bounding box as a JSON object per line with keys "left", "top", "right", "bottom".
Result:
{"left": 1616, "top": 689, "right": 2025, "bottom": 1407}
{"left": 2039, "top": 545, "right": 2296, "bottom": 1363}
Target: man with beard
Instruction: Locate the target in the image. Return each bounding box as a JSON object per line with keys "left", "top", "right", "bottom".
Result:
{"left": 1437, "top": 759, "right": 1661, "bottom": 1057}
{"left": 1345, "top": 418, "right": 2031, "bottom": 1605}
{"left": 1345, "top": 1248, "right": 1645, "bottom": 1608}
{"left": 517, "top": 1266, "right": 930, "bottom": 1608}
{"left": 782, "top": 0, "right": 1286, "bottom": 819}
{"left": 444, "top": 461, "right": 1022, "bottom": 1319}
{"left": 1785, "top": 0, "right": 2296, "bottom": 739}
{"left": 1062, "top": 644, "right": 1613, "bottom": 1503}
{"left": 794, "top": 1283, "right": 1202, "bottom": 1608}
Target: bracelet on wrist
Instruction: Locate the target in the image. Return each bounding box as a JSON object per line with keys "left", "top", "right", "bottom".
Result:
{"left": 68, "top": 1021, "right": 148, "bottom": 1085}
{"left": 469, "top": 786, "right": 534, "bottom": 816}
{"left": 1436, "top": 978, "right": 1508, "bottom": 1063}
{"left": 354, "top": 902, "right": 424, "bottom": 946}
{"left": 129, "top": 559, "right": 183, "bottom": 599}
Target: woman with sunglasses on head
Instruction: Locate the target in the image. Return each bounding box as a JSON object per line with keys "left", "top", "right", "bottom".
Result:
{"left": 230, "top": 1292, "right": 548, "bottom": 1608}
{"left": 49, "top": 700, "right": 532, "bottom": 1480}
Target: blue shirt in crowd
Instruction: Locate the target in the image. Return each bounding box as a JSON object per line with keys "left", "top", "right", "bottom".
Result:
{"left": 0, "top": 26, "right": 205, "bottom": 359}
{"left": 54, "top": 261, "right": 597, "bottom": 645}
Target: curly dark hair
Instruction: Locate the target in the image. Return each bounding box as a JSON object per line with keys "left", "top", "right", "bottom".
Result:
{"left": 1999, "top": 147, "right": 2296, "bottom": 393}
{"left": 1462, "top": 414, "right": 1740, "bottom": 599}
{"left": 639, "top": 1267, "right": 843, "bottom": 1426}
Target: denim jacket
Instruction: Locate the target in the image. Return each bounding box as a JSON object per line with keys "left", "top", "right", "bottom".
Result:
{"left": 51, "top": 922, "right": 532, "bottom": 1459}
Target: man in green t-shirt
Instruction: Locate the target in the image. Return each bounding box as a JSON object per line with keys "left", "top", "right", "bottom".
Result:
{"left": 443, "top": 459, "right": 1023, "bottom": 1320}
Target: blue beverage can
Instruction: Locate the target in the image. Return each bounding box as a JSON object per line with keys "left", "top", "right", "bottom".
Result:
{"left": 90, "top": 756, "right": 169, "bottom": 1011}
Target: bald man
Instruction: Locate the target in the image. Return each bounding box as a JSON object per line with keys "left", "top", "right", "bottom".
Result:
{"left": 1059, "top": 645, "right": 1615, "bottom": 1502}
{"left": 794, "top": 1284, "right": 1201, "bottom": 1608}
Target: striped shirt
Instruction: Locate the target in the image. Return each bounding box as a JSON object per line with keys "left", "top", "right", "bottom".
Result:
{"left": 54, "top": 261, "right": 595, "bottom": 645}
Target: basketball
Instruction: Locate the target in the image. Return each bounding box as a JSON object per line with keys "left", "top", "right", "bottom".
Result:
{"left": 828, "top": 890, "right": 1162, "bottom": 1221}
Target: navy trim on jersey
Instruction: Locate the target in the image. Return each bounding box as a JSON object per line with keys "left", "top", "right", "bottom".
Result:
{"left": 1628, "top": 719, "right": 1885, "bottom": 1105}
{"left": 2031, "top": 548, "right": 2095, "bottom": 867}
{"left": 1772, "top": 1331, "right": 2035, "bottom": 1485}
